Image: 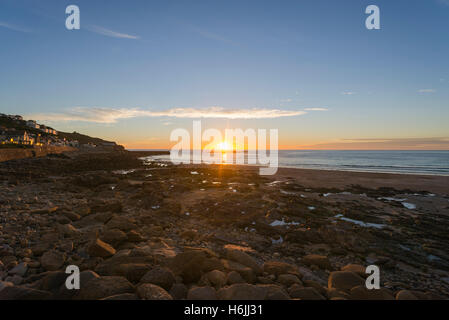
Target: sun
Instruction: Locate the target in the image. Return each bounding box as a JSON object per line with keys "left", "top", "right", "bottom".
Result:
{"left": 216, "top": 141, "right": 231, "bottom": 152}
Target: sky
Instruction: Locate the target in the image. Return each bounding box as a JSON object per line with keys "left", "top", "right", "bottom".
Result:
{"left": 0, "top": 0, "right": 448, "bottom": 150}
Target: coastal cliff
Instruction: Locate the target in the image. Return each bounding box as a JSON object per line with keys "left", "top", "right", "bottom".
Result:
{"left": 0, "top": 145, "right": 76, "bottom": 162}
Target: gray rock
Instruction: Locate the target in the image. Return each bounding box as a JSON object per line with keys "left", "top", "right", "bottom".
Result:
{"left": 9, "top": 262, "right": 28, "bottom": 277}
{"left": 140, "top": 267, "right": 175, "bottom": 290}
{"left": 41, "top": 251, "right": 66, "bottom": 271}
{"left": 187, "top": 286, "right": 218, "bottom": 300}
{"left": 137, "top": 283, "right": 173, "bottom": 300}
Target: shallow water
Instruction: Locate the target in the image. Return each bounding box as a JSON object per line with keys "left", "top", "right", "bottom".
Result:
{"left": 138, "top": 150, "right": 449, "bottom": 176}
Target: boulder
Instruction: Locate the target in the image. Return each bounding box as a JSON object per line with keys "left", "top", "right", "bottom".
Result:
{"left": 328, "top": 271, "right": 365, "bottom": 291}
{"left": 170, "top": 248, "right": 223, "bottom": 283}
{"left": 217, "top": 283, "right": 266, "bottom": 300}
{"left": 225, "top": 248, "right": 263, "bottom": 275}
{"left": 169, "top": 283, "right": 188, "bottom": 299}
{"left": 88, "top": 239, "right": 116, "bottom": 258}
{"left": 9, "top": 262, "right": 28, "bottom": 277}
{"left": 396, "top": 290, "right": 418, "bottom": 300}
{"left": 302, "top": 254, "right": 331, "bottom": 270}
{"left": 289, "top": 286, "right": 325, "bottom": 300}
{"left": 127, "top": 230, "right": 144, "bottom": 243}
{"left": 221, "top": 259, "right": 255, "bottom": 283}
{"left": 100, "top": 229, "right": 127, "bottom": 247}
{"left": 137, "top": 283, "right": 173, "bottom": 300}
{"left": 263, "top": 261, "right": 303, "bottom": 279}
{"left": 140, "top": 267, "right": 175, "bottom": 290}
{"left": 258, "top": 284, "right": 290, "bottom": 300}
{"left": 277, "top": 274, "right": 302, "bottom": 287}
{"left": 106, "top": 263, "right": 150, "bottom": 283}
{"left": 200, "top": 270, "right": 227, "bottom": 289}
{"left": 187, "top": 286, "right": 218, "bottom": 300}
{"left": 101, "top": 293, "right": 139, "bottom": 300}
{"left": 341, "top": 264, "right": 366, "bottom": 277}
{"left": 41, "top": 251, "right": 66, "bottom": 271}
{"left": 106, "top": 215, "right": 136, "bottom": 231}
{"left": 74, "top": 276, "right": 134, "bottom": 300}
{"left": 349, "top": 285, "right": 394, "bottom": 300}
{"left": 302, "top": 279, "right": 327, "bottom": 296}
{"left": 0, "top": 286, "right": 52, "bottom": 300}
{"left": 226, "top": 271, "right": 245, "bottom": 285}
{"left": 326, "top": 288, "right": 349, "bottom": 300}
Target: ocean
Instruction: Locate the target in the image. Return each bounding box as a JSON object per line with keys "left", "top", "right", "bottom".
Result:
{"left": 135, "top": 150, "right": 449, "bottom": 176}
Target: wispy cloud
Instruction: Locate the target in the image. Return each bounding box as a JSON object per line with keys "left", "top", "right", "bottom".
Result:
{"left": 29, "top": 106, "right": 307, "bottom": 123}
{"left": 87, "top": 25, "right": 140, "bottom": 39}
{"left": 341, "top": 91, "right": 356, "bottom": 95}
{"left": 0, "top": 21, "right": 32, "bottom": 33}
{"left": 418, "top": 89, "right": 436, "bottom": 93}
{"left": 304, "top": 107, "right": 328, "bottom": 111}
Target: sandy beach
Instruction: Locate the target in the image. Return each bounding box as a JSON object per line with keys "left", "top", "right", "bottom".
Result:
{"left": 0, "top": 150, "right": 448, "bottom": 300}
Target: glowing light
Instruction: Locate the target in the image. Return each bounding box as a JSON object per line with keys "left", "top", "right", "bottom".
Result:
{"left": 216, "top": 141, "right": 232, "bottom": 152}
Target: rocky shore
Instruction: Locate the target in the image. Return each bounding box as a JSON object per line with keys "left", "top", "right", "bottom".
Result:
{"left": 0, "top": 150, "right": 448, "bottom": 300}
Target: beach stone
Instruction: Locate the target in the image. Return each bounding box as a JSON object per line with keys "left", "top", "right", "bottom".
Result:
{"left": 302, "top": 279, "right": 327, "bottom": 296}
{"left": 64, "top": 211, "right": 81, "bottom": 221}
{"left": 180, "top": 230, "right": 198, "bottom": 240}
{"left": 187, "top": 286, "right": 218, "bottom": 300}
{"left": 226, "top": 271, "right": 245, "bottom": 284}
{"left": 137, "top": 283, "right": 173, "bottom": 300}
{"left": 88, "top": 239, "right": 116, "bottom": 258}
{"left": 9, "top": 262, "right": 28, "bottom": 277}
{"left": 91, "top": 202, "right": 122, "bottom": 214}
{"left": 217, "top": 283, "right": 266, "bottom": 300}
{"left": 0, "top": 286, "right": 52, "bottom": 300}
{"left": 258, "top": 284, "right": 290, "bottom": 300}
{"left": 341, "top": 264, "right": 366, "bottom": 277}
{"left": 108, "top": 263, "right": 150, "bottom": 283}
{"left": 0, "top": 281, "right": 14, "bottom": 292}
{"left": 225, "top": 248, "right": 262, "bottom": 275}
{"left": 80, "top": 270, "right": 100, "bottom": 285}
{"left": 58, "top": 224, "right": 80, "bottom": 237}
{"left": 140, "top": 267, "right": 175, "bottom": 290}
{"left": 277, "top": 274, "right": 302, "bottom": 287}
{"left": 100, "top": 229, "right": 127, "bottom": 246}
{"left": 396, "top": 290, "right": 418, "bottom": 300}
{"left": 263, "top": 261, "right": 303, "bottom": 279}
{"left": 202, "top": 270, "right": 227, "bottom": 289}
{"left": 170, "top": 248, "right": 222, "bottom": 283}
{"left": 101, "top": 293, "right": 139, "bottom": 300}
{"left": 326, "top": 288, "right": 349, "bottom": 300}
{"left": 169, "top": 283, "right": 188, "bottom": 299}
{"left": 221, "top": 259, "right": 255, "bottom": 283}
{"left": 127, "top": 230, "right": 144, "bottom": 243}
{"left": 5, "top": 275, "right": 23, "bottom": 285}
{"left": 302, "top": 254, "right": 331, "bottom": 270}
{"left": 328, "top": 271, "right": 365, "bottom": 291}
{"left": 41, "top": 271, "right": 67, "bottom": 292}
{"left": 41, "top": 251, "right": 66, "bottom": 271}
{"left": 349, "top": 285, "right": 394, "bottom": 300}
{"left": 74, "top": 276, "right": 134, "bottom": 300}
{"left": 106, "top": 215, "right": 136, "bottom": 231}
{"left": 289, "top": 286, "right": 325, "bottom": 300}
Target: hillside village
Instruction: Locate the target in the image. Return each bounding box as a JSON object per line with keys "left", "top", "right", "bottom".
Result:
{"left": 0, "top": 113, "right": 118, "bottom": 149}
